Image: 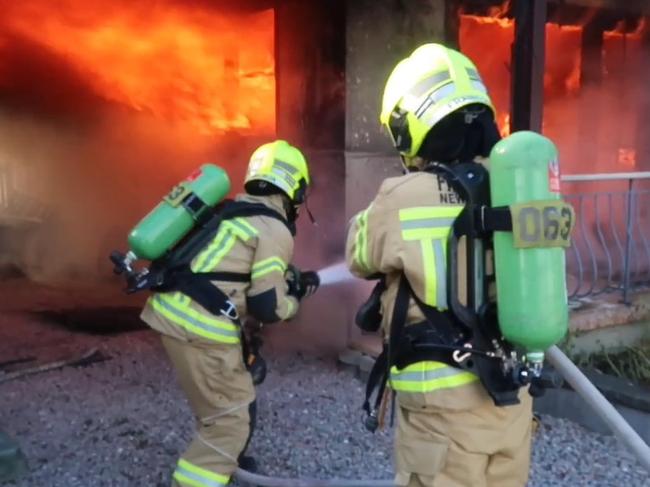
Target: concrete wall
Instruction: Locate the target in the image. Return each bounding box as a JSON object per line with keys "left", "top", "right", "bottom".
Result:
{"left": 265, "top": 1, "right": 348, "bottom": 354}
{"left": 344, "top": 0, "right": 452, "bottom": 219}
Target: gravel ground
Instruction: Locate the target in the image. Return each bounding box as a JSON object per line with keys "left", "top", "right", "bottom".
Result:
{"left": 1, "top": 320, "right": 649, "bottom": 487}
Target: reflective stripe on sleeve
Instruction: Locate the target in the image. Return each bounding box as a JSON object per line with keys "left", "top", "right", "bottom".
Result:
{"left": 251, "top": 256, "right": 287, "bottom": 280}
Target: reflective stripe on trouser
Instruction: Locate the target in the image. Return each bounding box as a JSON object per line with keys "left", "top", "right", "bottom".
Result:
{"left": 173, "top": 459, "right": 229, "bottom": 487}
{"left": 390, "top": 361, "right": 478, "bottom": 393}
{"left": 151, "top": 293, "right": 240, "bottom": 344}
{"left": 394, "top": 384, "right": 533, "bottom": 487}
{"left": 162, "top": 335, "right": 254, "bottom": 487}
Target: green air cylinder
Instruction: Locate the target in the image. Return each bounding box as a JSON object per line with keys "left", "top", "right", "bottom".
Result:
{"left": 489, "top": 131, "right": 573, "bottom": 364}
{"left": 127, "top": 164, "right": 231, "bottom": 261}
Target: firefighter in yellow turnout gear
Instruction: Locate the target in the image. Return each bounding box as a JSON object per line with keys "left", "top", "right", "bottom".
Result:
{"left": 141, "top": 140, "right": 319, "bottom": 487}
{"left": 346, "top": 45, "right": 533, "bottom": 487}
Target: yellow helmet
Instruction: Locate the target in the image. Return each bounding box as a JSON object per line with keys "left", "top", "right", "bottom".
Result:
{"left": 244, "top": 140, "right": 310, "bottom": 204}
{"left": 380, "top": 43, "right": 495, "bottom": 158}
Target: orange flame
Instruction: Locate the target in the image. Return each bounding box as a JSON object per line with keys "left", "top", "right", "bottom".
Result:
{"left": 604, "top": 18, "right": 647, "bottom": 41}
{"left": 499, "top": 114, "right": 511, "bottom": 138}
{"left": 487, "top": 0, "right": 512, "bottom": 20}
{"left": 460, "top": 15, "right": 582, "bottom": 140}
{"left": 0, "top": 0, "right": 276, "bottom": 135}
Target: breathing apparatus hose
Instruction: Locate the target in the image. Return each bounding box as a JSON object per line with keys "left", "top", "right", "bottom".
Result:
{"left": 235, "top": 469, "right": 393, "bottom": 487}
{"left": 546, "top": 345, "right": 650, "bottom": 472}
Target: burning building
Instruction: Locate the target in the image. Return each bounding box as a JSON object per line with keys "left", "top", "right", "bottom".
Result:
{"left": 0, "top": 0, "right": 345, "bottom": 282}
{"left": 0, "top": 0, "right": 649, "bottom": 352}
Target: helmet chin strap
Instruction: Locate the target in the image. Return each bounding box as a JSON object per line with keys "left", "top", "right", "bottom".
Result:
{"left": 303, "top": 193, "right": 317, "bottom": 226}
{"left": 285, "top": 194, "right": 317, "bottom": 234}
{"left": 399, "top": 155, "right": 411, "bottom": 174}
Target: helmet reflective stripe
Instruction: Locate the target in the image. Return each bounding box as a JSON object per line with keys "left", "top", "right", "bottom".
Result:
{"left": 244, "top": 140, "right": 309, "bottom": 203}
{"left": 387, "top": 79, "right": 487, "bottom": 154}
{"left": 271, "top": 159, "right": 299, "bottom": 190}
{"left": 414, "top": 82, "right": 456, "bottom": 119}
{"left": 380, "top": 43, "right": 495, "bottom": 158}
{"left": 407, "top": 70, "right": 452, "bottom": 100}
{"left": 420, "top": 93, "right": 491, "bottom": 128}
{"left": 274, "top": 159, "right": 300, "bottom": 175}
{"left": 470, "top": 80, "right": 488, "bottom": 93}
{"left": 465, "top": 67, "right": 482, "bottom": 81}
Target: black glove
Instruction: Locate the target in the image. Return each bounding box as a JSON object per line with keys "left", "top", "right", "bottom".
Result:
{"left": 286, "top": 265, "right": 320, "bottom": 300}
{"left": 286, "top": 265, "right": 302, "bottom": 298}
{"left": 300, "top": 271, "right": 320, "bottom": 298}
{"left": 248, "top": 355, "right": 267, "bottom": 386}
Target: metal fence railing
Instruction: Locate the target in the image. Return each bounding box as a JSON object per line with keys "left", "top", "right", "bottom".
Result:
{"left": 562, "top": 172, "right": 650, "bottom": 304}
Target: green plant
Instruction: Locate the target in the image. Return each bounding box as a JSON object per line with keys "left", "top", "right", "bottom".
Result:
{"left": 572, "top": 340, "right": 650, "bottom": 386}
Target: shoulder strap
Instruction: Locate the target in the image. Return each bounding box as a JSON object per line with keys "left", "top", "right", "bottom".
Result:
{"left": 218, "top": 200, "right": 292, "bottom": 233}
{"left": 388, "top": 276, "right": 465, "bottom": 370}
{"left": 163, "top": 200, "right": 291, "bottom": 271}
{"left": 173, "top": 273, "right": 240, "bottom": 323}
{"left": 409, "top": 288, "right": 466, "bottom": 344}
{"left": 171, "top": 270, "right": 251, "bottom": 283}
{"left": 388, "top": 275, "right": 411, "bottom": 368}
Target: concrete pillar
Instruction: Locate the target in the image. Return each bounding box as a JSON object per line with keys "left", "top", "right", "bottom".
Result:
{"left": 270, "top": 1, "right": 348, "bottom": 354}
{"left": 344, "top": 0, "right": 450, "bottom": 214}
{"left": 344, "top": 0, "right": 450, "bottom": 348}
{"left": 510, "top": 0, "right": 547, "bottom": 133}
{"left": 345, "top": 0, "right": 448, "bottom": 154}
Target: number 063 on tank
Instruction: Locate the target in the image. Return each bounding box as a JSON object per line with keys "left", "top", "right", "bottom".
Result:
{"left": 510, "top": 200, "right": 575, "bottom": 249}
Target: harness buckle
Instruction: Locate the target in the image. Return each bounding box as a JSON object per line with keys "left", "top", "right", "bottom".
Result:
{"left": 220, "top": 300, "right": 239, "bottom": 321}
{"left": 453, "top": 343, "right": 473, "bottom": 364}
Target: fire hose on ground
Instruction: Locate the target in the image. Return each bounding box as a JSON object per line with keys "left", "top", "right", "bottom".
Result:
{"left": 235, "top": 469, "right": 393, "bottom": 487}
{"left": 545, "top": 345, "right": 650, "bottom": 472}
{"left": 234, "top": 346, "right": 650, "bottom": 487}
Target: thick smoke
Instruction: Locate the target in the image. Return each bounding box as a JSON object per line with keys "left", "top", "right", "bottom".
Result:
{"left": 0, "top": 106, "right": 268, "bottom": 284}
{"left": 0, "top": 43, "right": 266, "bottom": 284}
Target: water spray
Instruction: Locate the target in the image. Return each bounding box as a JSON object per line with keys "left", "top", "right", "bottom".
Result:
{"left": 317, "top": 261, "right": 357, "bottom": 286}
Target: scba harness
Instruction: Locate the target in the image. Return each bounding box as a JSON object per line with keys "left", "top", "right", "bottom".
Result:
{"left": 111, "top": 199, "right": 292, "bottom": 385}
{"left": 361, "top": 162, "right": 564, "bottom": 431}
